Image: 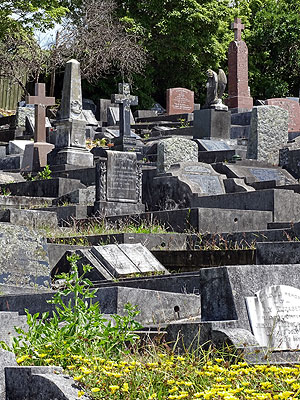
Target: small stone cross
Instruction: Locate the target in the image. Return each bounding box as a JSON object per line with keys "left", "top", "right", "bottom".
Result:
{"left": 111, "top": 83, "right": 138, "bottom": 137}
{"left": 231, "top": 17, "right": 245, "bottom": 41}
{"left": 26, "top": 83, "right": 55, "bottom": 142}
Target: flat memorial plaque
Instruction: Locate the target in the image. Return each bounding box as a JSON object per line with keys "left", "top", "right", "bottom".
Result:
{"left": 246, "top": 285, "right": 300, "bottom": 350}
{"left": 197, "top": 139, "right": 232, "bottom": 152}
{"left": 249, "top": 168, "right": 282, "bottom": 182}
{"left": 106, "top": 151, "right": 137, "bottom": 202}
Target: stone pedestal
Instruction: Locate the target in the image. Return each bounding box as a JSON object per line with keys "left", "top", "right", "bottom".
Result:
{"left": 193, "top": 109, "right": 231, "bottom": 139}
{"left": 21, "top": 142, "right": 54, "bottom": 172}
{"left": 47, "top": 147, "right": 93, "bottom": 167}
{"left": 55, "top": 119, "right": 87, "bottom": 149}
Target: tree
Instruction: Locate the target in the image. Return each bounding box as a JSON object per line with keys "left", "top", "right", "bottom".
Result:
{"left": 114, "top": 0, "right": 240, "bottom": 106}
{"left": 239, "top": 0, "right": 300, "bottom": 99}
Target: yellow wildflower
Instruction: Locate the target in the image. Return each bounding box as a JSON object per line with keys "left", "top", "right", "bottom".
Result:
{"left": 78, "top": 390, "right": 85, "bottom": 398}
{"left": 73, "top": 375, "right": 83, "bottom": 381}
{"left": 91, "top": 388, "right": 100, "bottom": 393}
{"left": 121, "top": 383, "right": 129, "bottom": 392}
{"left": 109, "top": 385, "right": 120, "bottom": 394}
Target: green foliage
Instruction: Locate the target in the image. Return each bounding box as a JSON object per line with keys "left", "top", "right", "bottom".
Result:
{"left": 3, "top": 254, "right": 142, "bottom": 365}
{"left": 241, "top": 0, "right": 300, "bottom": 99}
{"left": 25, "top": 165, "right": 52, "bottom": 182}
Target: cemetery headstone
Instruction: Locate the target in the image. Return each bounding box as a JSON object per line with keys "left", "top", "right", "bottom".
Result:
{"left": 94, "top": 150, "right": 145, "bottom": 216}
{"left": 107, "top": 106, "right": 135, "bottom": 126}
{"left": 196, "top": 139, "right": 232, "bottom": 152}
{"left": 193, "top": 108, "right": 231, "bottom": 140}
{"left": 157, "top": 138, "right": 198, "bottom": 173}
{"left": 246, "top": 285, "right": 300, "bottom": 350}
{"left": 265, "top": 98, "right": 300, "bottom": 132}
{"left": 111, "top": 83, "right": 140, "bottom": 152}
{"left": 166, "top": 88, "right": 194, "bottom": 115}
{"left": 25, "top": 83, "right": 55, "bottom": 170}
{"left": 247, "top": 106, "right": 288, "bottom": 165}
{"left": 227, "top": 17, "right": 253, "bottom": 110}
{"left": 47, "top": 59, "right": 94, "bottom": 167}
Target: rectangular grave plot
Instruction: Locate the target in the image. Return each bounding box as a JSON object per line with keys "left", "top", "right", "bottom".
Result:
{"left": 106, "top": 152, "right": 137, "bottom": 202}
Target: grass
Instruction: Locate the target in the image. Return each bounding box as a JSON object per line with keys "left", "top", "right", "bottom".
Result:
{"left": 16, "top": 347, "right": 300, "bottom": 400}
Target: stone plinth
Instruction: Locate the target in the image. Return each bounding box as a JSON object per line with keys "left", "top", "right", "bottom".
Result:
{"left": 265, "top": 98, "right": 300, "bottom": 132}
{"left": 166, "top": 88, "right": 194, "bottom": 115}
{"left": 193, "top": 109, "right": 231, "bottom": 140}
{"left": 247, "top": 106, "right": 288, "bottom": 165}
{"left": 157, "top": 138, "right": 198, "bottom": 173}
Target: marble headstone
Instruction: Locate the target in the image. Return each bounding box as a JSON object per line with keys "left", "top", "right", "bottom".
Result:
{"left": 157, "top": 138, "right": 198, "bottom": 173}
{"left": 246, "top": 285, "right": 300, "bottom": 350}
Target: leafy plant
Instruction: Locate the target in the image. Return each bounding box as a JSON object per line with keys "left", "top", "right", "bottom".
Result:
{"left": 2, "top": 254, "right": 142, "bottom": 365}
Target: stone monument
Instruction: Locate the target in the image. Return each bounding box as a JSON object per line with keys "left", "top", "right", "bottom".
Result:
{"left": 166, "top": 88, "right": 194, "bottom": 115}
{"left": 25, "top": 83, "right": 55, "bottom": 171}
{"left": 47, "top": 59, "right": 93, "bottom": 167}
{"left": 194, "top": 69, "right": 230, "bottom": 139}
{"left": 227, "top": 17, "right": 253, "bottom": 110}
{"left": 247, "top": 106, "right": 288, "bottom": 165}
{"left": 111, "top": 83, "right": 140, "bottom": 153}
{"left": 94, "top": 150, "right": 145, "bottom": 216}
{"left": 265, "top": 98, "right": 300, "bottom": 133}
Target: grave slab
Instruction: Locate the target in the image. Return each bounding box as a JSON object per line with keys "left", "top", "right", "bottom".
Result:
{"left": 0, "top": 209, "right": 57, "bottom": 229}
{"left": 256, "top": 241, "right": 300, "bottom": 265}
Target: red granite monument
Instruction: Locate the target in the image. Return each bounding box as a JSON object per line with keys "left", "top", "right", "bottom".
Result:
{"left": 166, "top": 88, "right": 194, "bottom": 115}
{"left": 227, "top": 18, "right": 253, "bottom": 110}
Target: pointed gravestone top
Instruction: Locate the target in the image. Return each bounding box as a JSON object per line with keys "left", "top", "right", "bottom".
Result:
{"left": 59, "top": 59, "right": 85, "bottom": 121}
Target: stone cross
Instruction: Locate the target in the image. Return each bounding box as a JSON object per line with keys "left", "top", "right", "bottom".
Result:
{"left": 231, "top": 17, "right": 245, "bottom": 41}
{"left": 26, "top": 83, "right": 55, "bottom": 142}
{"left": 111, "top": 83, "right": 138, "bottom": 137}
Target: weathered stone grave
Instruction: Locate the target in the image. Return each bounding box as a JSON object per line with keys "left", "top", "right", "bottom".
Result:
{"left": 94, "top": 150, "right": 144, "bottom": 216}
{"left": 247, "top": 106, "right": 288, "bottom": 164}
{"left": 265, "top": 98, "right": 300, "bottom": 133}
{"left": 48, "top": 59, "right": 93, "bottom": 168}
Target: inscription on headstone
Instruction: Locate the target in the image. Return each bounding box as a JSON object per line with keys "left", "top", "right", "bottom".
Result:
{"left": 106, "top": 152, "right": 137, "bottom": 202}
{"left": 182, "top": 174, "right": 224, "bottom": 195}
{"left": 166, "top": 88, "right": 194, "bottom": 115}
{"left": 246, "top": 285, "right": 300, "bottom": 350}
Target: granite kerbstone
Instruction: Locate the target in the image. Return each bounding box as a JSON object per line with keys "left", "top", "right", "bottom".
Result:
{"left": 247, "top": 106, "right": 288, "bottom": 165}
{"left": 0, "top": 209, "right": 58, "bottom": 229}
{"left": 157, "top": 138, "right": 198, "bottom": 173}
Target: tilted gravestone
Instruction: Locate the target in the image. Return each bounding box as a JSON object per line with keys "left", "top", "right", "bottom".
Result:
{"left": 166, "top": 88, "right": 194, "bottom": 115}
{"left": 0, "top": 223, "right": 51, "bottom": 293}
{"left": 247, "top": 106, "right": 288, "bottom": 165}
{"left": 94, "top": 150, "right": 145, "bottom": 216}
{"left": 246, "top": 285, "right": 300, "bottom": 350}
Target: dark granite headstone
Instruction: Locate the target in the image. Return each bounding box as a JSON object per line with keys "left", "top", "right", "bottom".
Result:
{"left": 106, "top": 151, "right": 137, "bottom": 202}
{"left": 193, "top": 109, "right": 231, "bottom": 139}
{"left": 196, "top": 139, "right": 232, "bottom": 152}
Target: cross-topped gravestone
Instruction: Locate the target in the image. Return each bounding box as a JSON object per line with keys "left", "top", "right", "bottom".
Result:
{"left": 227, "top": 17, "right": 253, "bottom": 110}
{"left": 111, "top": 83, "right": 140, "bottom": 153}
{"left": 26, "top": 83, "right": 55, "bottom": 142}
{"left": 24, "top": 83, "right": 55, "bottom": 170}
{"left": 111, "top": 83, "right": 138, "bottom": 137}
{"left": 231, "top": 17, "right": 244, "bottom": 41}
